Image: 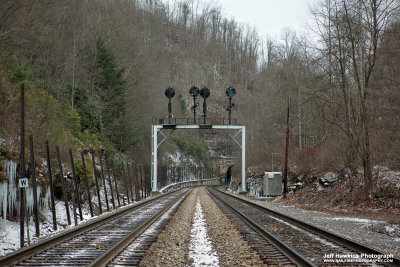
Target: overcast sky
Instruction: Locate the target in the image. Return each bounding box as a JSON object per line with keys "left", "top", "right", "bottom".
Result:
{"left": 204, "top": 0, "right": 319, "bottom": 40}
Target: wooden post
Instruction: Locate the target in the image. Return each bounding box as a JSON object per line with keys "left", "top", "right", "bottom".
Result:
{"left": 283, "top": 97, "right": 291, "bottom": 198}
{"left": 19, "top": 83, "right": 25, "bottom": 248}
{"left": 81, "top": 151, "right": 93, "bottom": 217}
{"left": 99, "top": 150, "right": 110, "bottom": 211}
{"left": 147, "top": 165, "right": 151, "bottom": 197}
{"left": 90, "top": 150, "right": 102, "bottom": 214}
{"left": 111, "top": 160, "right": 121, "bottom": 207}
{"left": 71, "top": 192, "right": 77, "bottom": 226}
{"left": 145, "top": 166, "right": 150, "bottom": 197}
{"left": 29, "top": 135, "right": 40, "bottom": 237}
{"left": 143, "top": 166, "right": 146, "bottom": 198}
{"left": 105, "top": 153, "right": 115, "bottom": 209}
{"left": 134, "top": 165, "right": 139, "bottom": 201}
{"left": 120, "top": 164, "right": 126, "bottom": 206}
{"left": 69, "top": 149, "right": 83, "bottom": 220}
{"left": 140, "top": 166, "right": 144, "bottom": 200}
{"left": 45, "top": 141, "right": 57, "bottom": 230}
{"left": 56, "top": 146, "right": 71, "bottom": 225}
{"left": 127, "top": 164, "right": 134, "bottom": 203}
{"left": 122, "top": 162, "right": 130, "bottom": 204}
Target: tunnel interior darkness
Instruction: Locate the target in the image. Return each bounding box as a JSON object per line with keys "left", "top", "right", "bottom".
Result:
{"left": 226, "top": 165, "right": 233, "bottom": 184}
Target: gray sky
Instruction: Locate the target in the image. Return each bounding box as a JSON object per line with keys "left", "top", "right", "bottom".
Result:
{"left": 202, "top": 0, "right": 318, "bottom": 40}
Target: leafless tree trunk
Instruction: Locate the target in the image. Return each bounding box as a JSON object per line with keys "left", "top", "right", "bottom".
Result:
{"left": 312, "top": 0, "right": 398, "bottom": 198}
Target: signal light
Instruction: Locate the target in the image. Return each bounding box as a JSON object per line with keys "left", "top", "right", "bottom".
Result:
{"left": 190, "top": 86, "right": 200, "bottom": 123}
{"left": 225, "top": 86, "right": 236, "bottom": 98}
{"left": 200, "top": 87, "right": 210, "bottom": 98}
{"left": 164, "top": 87, "right": 175, "bottom": 124}
{"left": 190, "top": 102, "right": 199, "bottom": 111}
{"left": 190, "top": 86, "right": 200, "bottom": 97}
{"left": 165, "top": 87, "right": 175, "bottom": 98}
{"left": 225, "top": 86, "right": 236, "bottom": 124}
{"left": 227, "top": 102, "right": 235, "bottom": 111}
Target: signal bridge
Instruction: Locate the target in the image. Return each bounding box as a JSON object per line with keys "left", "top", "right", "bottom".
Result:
{"left": 152, "top": 86, "right": 246, "bottom": 194}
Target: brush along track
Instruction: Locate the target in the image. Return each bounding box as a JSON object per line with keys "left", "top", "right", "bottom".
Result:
{"left": 0, "top": 189, "right": 189, "bottom": 266}
{"left": 207, "top": 187, "right": 399, "bottom": 266}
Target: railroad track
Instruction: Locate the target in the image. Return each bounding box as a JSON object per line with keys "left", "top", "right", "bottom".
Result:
{"left": 0, "top": 189, "right": 190, "bottom": 266}
{"left": 207, "top": 187, "right": 400, "bottom": 266}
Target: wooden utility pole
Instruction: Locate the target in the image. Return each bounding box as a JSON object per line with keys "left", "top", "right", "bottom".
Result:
{"left": 29, "top": 135, "right": 40, "bottom": 237}
{"left": 99, "top": 150, "right": 110, "bottom": 211}
{"left": 19, "top": 83, "right": 25, "bottom": 248}
{"left": 69, "top": 149, "right": 83, "bottom": 221}
{"left": 81, "top": 151, "right": 93, "bottom": 217}
{"left": 56, "top": 146, "right": 71, "bottom": 225}
{"left": 90, "top": 150, "right": 103, "bottom": 214}
{"left": 45, "top": 141, "right": 57, "bottom": 230}
{"left": 283, "top": 97, "right": 291, "bottom": 198}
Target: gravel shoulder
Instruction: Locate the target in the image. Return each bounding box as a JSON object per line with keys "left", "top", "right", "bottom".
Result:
{"left": 225, "top": 190, "right": 400, "bottom": 258}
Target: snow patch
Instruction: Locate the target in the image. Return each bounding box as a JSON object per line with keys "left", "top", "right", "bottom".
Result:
{"left": 188, "top": 196, "right": 219, "bottom": 266}
{"left": 329, "top": 217, "right": 382, "bottom": 224}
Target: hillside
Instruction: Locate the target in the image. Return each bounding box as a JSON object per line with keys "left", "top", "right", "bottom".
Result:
{"left": 0, "top": 0, "right": 400, "bottom": 207}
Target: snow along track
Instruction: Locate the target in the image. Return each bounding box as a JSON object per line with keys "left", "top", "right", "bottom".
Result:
{"left": 0, "top": 189, "right": 189, "bottom": 266}
{"left": 188, "top": 195, "right": 219, "bottom": 266}
{"left": 207, "top": 187, "right": 400, "bottom": 266}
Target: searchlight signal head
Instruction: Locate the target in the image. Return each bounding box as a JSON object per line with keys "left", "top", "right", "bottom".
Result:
{"left": 190, "top": 86, "right": 200, "bottom": 123}
{"left": 225, "top": 86, "right": 236, "bottom": 98}
{"left": 225, "top": 86, "right": 236, "bottom": 125}
{"left": 165, "top": 87, "right": 175, "bottom": 98}
{"left": 200, "top": 87, "right": 210, "bottom": 99}
{"left": 190, "top": 86, "right": 200, "bottom": 97}
{"left": 165, "top": 87, "right": 175, "bottom": 124}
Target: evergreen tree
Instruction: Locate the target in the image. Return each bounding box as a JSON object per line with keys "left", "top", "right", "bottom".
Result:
{"left": 72, "top": 85, "right": 102, "bottom": 134}
{"left": 94, "top": 39, "right": 136, "bottom": 151}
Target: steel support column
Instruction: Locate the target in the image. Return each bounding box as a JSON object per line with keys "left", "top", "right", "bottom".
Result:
{"left": 241, "top": 126, "right": 246, "bottom": 193}
{"left": 152, "top": 125, "right": 158, "bottom": 192}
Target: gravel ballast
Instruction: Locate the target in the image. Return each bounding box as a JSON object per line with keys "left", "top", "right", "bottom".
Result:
{"left": 140, "top": 187, "right": 265, "bottom": 266}
{"left": 139, "top": 188, "right": 197, "bottom": 266}
{"left": 199, "top": 187, "right": 265, "bottom": 266}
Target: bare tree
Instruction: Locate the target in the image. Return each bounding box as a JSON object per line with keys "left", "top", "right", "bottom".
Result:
{"left": 311, "top": 0, "right": 399, "bottom": 198}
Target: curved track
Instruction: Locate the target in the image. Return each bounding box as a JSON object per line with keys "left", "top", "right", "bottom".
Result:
{"left": 207, "top": 187, "right": 400, "bottom": 266}
{"left": 0, "top": 189, "right": 190, "bottom": 266}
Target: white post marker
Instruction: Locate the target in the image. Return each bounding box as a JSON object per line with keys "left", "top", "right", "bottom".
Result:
{"left": 19, "top": 178, "right": 28, "bottom": 188}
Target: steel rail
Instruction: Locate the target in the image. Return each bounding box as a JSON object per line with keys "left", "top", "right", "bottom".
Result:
{"left": 0, "top": 190, "right": 181, "bottom": 266}
{"left": 207, "top": 187, "right": 316, "bottom": 266}
{"left": 212, "top": 187, "right": 400, "bottom": 266}
{"left": 90, "top": 189, "right": 191, "bottom": 266}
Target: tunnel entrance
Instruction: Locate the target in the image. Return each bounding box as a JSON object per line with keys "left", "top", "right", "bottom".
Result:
{"left": 151, "top": 124, "right": 246, "bottom": 193}
{"left": 226, "top": 165, "right": 233, "bottom": 185}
